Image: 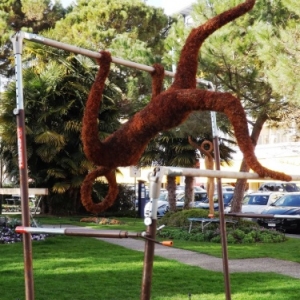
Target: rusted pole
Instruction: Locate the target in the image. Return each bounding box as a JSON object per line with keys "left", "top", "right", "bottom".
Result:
{"left": 213, "top": 137, "right": 231, "bottom": 300}
{"left": 11, "top": 32, "right": 34, "bottom": 300}
{"left": 141, "top": 168, "right": 161, "bottom": 300}
{"left": 141, "top": 219, "right": 157, "bottom": 300}
{"left": 211, "top": 105, "right": 231, "bottom": 300}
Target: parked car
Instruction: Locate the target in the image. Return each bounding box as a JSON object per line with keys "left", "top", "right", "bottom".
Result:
{"left": 157, "top": 192, "right": 168, "bottom": 201}
{"left": 240, "top": 192, "right": 285, "bottom": 214}
{"left": 258, "top": 182, "right": 300, "bottom": 192}
{"left": 224, "top": 191, "right": 284, "bottom": 214}
{"left": 176, "top": 191, "right": 208, "bottom": 209}
{"left": 197, "top": 192, "right": 234, "bottom": 210}
{"left": 221, "top": 185, "right": 235, "bottom": 192}
{"left": 176, "top": 186, "right": 206, "bottom": 192}
{"left": 194, "top": 186, "right": 206, "bottom": 192}
{"left": 144, "top": 199, "right": 169, "bottom": 218}
{"left": 257, "top": 192, "right": 300, "bottom": 232}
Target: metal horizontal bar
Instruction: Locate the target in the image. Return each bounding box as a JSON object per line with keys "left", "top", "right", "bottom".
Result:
{"left": 15, "top": 226, "right": 141, "bottom": 238}
{"left": 161, "top": 167, "right": 300, "bottom": 181}
{"left": 21, "top": 31, "right": 211, "bottom": 87}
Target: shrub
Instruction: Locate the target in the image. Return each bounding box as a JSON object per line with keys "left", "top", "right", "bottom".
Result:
{"left": 158, "top": 208, "right": 218, "bottom": 228}
{"left": 157, "top": 210, "right": 287, "bottom": 244}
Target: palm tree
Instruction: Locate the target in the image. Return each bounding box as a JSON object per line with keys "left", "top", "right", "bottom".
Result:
{"left": 0, "top": 49, "right": 122, "bottom": 214}
{"left": 139, "top": 109, "right": 236, "bottom": 212}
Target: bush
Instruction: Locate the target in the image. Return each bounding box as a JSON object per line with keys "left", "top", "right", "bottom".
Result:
{"left": 157, "top": 210, "right": 287, "bottom": 244}
{"left": 158, "top": 208, "right": 217, "bottom": 228}
{"left": 44, "top": 182, "right": 136, "bottom": 215}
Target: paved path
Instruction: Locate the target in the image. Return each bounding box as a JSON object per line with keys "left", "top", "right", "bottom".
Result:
{"left": 44, "top": 225, "right": 300, "bottom": 279}
{"left": 99, "top": 237, "right": 300, "bottom": 279}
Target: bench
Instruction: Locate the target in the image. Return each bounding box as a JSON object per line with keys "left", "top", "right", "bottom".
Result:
{"left": 187, "top": 217, "right": 237, "bottom": 233}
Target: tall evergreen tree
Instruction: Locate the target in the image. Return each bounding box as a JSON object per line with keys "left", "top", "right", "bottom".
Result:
{"left": 162, "top": 0, "right": 300, "bottom": 212}
{"left": 0, "top": 0, "right": 66, "bottom": 77}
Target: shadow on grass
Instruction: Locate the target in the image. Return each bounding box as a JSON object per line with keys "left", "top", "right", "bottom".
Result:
{"left": 0, "top": 236, "right": 299, "bottom": 300}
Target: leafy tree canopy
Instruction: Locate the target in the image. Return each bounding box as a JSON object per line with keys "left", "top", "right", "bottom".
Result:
{"left": 0, "top": 0, "right": 66, "bottom": 76}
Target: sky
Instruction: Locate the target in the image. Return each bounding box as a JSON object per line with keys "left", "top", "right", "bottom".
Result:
{"left": 59, "top": 0, "right": 196, "bottom": 15}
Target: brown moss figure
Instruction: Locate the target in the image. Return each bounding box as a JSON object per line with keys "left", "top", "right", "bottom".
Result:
{"left": 81, "top": 54, "right": 165, "bottom": 214}
{"left": 81, "top": 0, "right": 291, "bottom": 214}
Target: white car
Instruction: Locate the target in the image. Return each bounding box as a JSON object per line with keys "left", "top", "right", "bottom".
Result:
{"left": 176, "top": 191, "right": 208, "bottom": 209}
{"left": 225, "top": 192, "right": 285, "bottom": 215}
{"left": 144, "top": 199, "right": 169, "bottom": 218}
{"left": 197, "top": 192, "right": 234, "bottom": 210}
{"left": 241, "top": 192, "right": 285, "bottom": 214}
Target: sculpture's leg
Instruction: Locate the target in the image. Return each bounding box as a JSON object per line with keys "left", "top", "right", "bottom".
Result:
{"left": 80, "top": 167, "right": 118, "bottom": 214}
{"left": 172, "top": 89, "right": 291, "bottom": 181}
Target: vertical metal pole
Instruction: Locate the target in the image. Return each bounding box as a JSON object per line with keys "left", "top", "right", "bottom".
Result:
{"left": 11, "top": 32, "right": 34, "bottom": 300}
{"left": 211, "top": 109, "right": 231, "bottom": 300}
{"left": 141, "top": 219, "right": 156, "bottom": 300}
{"left": 141, "top": 168, "right": 161, "bottom": 300}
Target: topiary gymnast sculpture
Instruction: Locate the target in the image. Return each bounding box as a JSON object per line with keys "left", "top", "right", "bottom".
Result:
{"left": 80, "top": 0, "right": 291, "bottom": 214}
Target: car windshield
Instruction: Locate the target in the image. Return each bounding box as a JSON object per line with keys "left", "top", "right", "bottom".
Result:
{"left": 176, "top": 193, "right": 184, "bottom": 201}
{"left": 194, "top": 192, "right": 208, "bottom": 201}
{"left": 223, "top": 186, "right": 235, "bottom": 192}
{"left": 242, "top": 195, "right": 269, "bottom": 205}
{"left": 159, "top": 193, "right": 168, "bottom": 201}
{"left": 213, "top": 193, "right": 233, "bottom": 204}
{"left": 282, "top": 183, "right": 300, "bottom": 192}
{"left": 176, "top": 192, "right": 207, "bottom": 202}
{"left": 273, "top": 194, "right": 300, "bottom": 207}
{"left": 223, "top": 193, "right": 234, "bottom": 204}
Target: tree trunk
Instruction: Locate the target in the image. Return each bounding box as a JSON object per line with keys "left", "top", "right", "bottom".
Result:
{"left": 167, "top": 175, "right": 177, "bottom": 212}
{"left": 40, "top": 195, "right": 50, "bottom": 214}
{"left": 68, "top": 188, "right": 80, "bottom": 214}
{"left": 184, "top": 176, "right": 194, "bottom": 209}
{"left": 230, "top": 160, "right": 249, "bottom": 212}
{"left": 230, "top": 113, "right": 268, "bottom": 213}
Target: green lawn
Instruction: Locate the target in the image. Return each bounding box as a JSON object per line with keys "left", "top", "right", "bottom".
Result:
{"left": 1, "top": 235, "right": 300, "bottom": 300}
{"left": 1, "top": 214, "right": 300, "bottom": 299}
{"left": 30, "top": 214, "right": 300, "bottom": 262}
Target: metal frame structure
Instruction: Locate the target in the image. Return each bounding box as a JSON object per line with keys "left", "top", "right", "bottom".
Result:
{"left": 10, "top": 30, "right": 216, "bottom": 300}
{"left": 10, "top": 31, "right": 300, "bottom": 300}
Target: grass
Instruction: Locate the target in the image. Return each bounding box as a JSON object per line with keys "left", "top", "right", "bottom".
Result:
{"left": 172, "top": 238, "right": 300, "bottom": 262}
{"left": 1, "top": 214, "right": 300, "bottom": 299}
{"left": 1, "top": 235, "right": 300, "bottom": 300}
{"left": 29, "top": 214, "right": 300, "bottom": 262}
